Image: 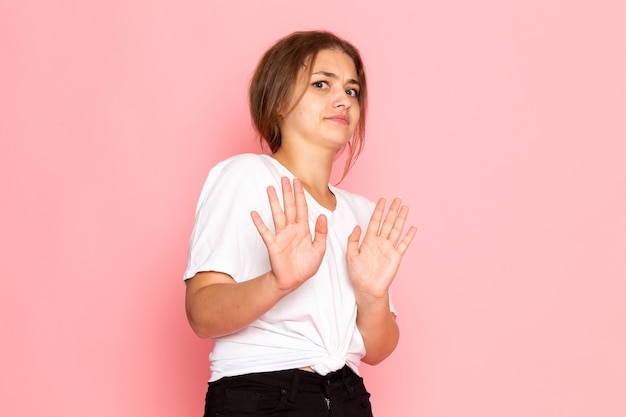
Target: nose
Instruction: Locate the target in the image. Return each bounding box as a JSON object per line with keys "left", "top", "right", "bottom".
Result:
{"left": 332, "top": 88, "right": 351, "bottom": 110}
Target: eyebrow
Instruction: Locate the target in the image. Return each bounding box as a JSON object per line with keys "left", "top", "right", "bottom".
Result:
{"left": 311, "top": 71, "right": 360, "bottom": 87}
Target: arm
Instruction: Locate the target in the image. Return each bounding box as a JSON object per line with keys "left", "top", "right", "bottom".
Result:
{"left": 346, "top": 197, "right": 417, "bottom": 364}
{"left": 185, "top": 270, "right": 288, "bottom": 338}
{"left": 185, "top": 177, "right": 328, "bottom": 339}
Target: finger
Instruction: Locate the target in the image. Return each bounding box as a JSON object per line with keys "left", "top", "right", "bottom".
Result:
{"left": 280, "top": 177, "right": 296, "bottom": 223}
{"left": 365, "top": 198, "right": 386, "bottom": 237}
{"left": 379, "top": 197, "right": 402, "bottom": 239}
{"left": 292, "top": 178, "right": 310, "bottom": 224}
{"left": 266, "top": 185, "right": 286, "bottom": 229}
{"left": 387, "top": 204, "right": 410, "bottom": 244}
{"left": 396, "top": 225, "right": 417, "bottom": 256}
{"left": 346, "top": 225, "right": 362, "bottom": 256}
{"left": 312, "top": 214, "right": 328, "bottom": 253}
{"left": 250, "top": 210, "right": 274, "bottom": 247}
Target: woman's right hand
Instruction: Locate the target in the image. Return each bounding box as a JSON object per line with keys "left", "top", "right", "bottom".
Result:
{"left": 251, "top": 176, "right": 328, "bottom": 292}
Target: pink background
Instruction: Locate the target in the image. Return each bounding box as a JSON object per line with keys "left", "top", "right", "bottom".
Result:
{"left": 2, "top": 1, "right": 625, "bottom": 416}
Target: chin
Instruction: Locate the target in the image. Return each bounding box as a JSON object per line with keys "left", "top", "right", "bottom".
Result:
{"left": 325, "top": 131, "right": 354, "bottom": 145}
{"left": 328, "top": 138, "right": 352, "bottom": 151}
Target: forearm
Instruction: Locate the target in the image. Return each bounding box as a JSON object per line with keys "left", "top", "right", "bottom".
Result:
{"left": 356, "top": 295, "right": 400, "bottom": 365}
{"left": 185, "top": 271, "right": 289, "bottom": 339}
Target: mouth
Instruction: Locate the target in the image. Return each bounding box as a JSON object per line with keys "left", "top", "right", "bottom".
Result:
{"left": 325, "top": 115, "right": 350, "bottom": 125}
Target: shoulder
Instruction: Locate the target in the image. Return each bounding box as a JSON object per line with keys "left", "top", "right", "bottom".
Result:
{"left": 202, "top": 153, "right": 281, "bottom": 186}
{"left": 196, "top": 153, "right": 284, "bottom": 206}
{"left": 211, "top": 153, "right": 274, "bottom": 176}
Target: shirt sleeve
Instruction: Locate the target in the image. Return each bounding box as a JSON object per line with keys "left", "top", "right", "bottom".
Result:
{"left": 183, "top": 161, "right": 268, "bottom": 282}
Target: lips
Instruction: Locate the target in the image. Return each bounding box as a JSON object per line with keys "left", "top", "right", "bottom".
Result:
{"left": 325, "top": 114, "right": 350, "bottom": 125}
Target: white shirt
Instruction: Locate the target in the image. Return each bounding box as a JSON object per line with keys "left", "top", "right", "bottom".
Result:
{"left": 184, "top": 154, "right": 393, "bottom": 381}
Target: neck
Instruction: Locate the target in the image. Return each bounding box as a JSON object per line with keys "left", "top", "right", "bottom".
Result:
{"left": 272, "top": 147, "right": 337, "bottom": 210}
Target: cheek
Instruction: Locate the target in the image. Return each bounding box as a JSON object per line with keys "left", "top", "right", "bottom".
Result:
{"left": 351, "top": 106, "right": 361, "bottom": 124}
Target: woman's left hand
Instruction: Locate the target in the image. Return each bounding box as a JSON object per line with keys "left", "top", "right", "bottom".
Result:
{"left": 346, "top": 197, "right": 417, "bottom": 301}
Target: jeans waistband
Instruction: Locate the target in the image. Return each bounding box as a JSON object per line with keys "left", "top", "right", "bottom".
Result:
{"left": 212, "top": 365, "right": 360, "bottom": 399}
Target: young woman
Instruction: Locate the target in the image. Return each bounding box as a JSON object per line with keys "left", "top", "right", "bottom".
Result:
{"left": 184, "top": 30, "right": 416, "bottom": 417}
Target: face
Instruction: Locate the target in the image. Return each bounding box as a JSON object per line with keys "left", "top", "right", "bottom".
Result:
{"left": 279, "top": 49, "right": 361, "bottom": 152}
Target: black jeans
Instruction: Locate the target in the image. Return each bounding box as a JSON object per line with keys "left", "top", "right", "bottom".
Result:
{"left": 203, "top": 365, "right": 374, "bottom": 417}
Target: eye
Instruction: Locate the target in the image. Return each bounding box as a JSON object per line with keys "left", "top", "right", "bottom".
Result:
{"left": 312, "top": 80, "right": 329, "bottom": 89}
{"left": 346, "top": 88, "right": 360, "bottom": 98}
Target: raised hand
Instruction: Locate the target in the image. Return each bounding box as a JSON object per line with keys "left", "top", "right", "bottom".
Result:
{"left": 251, "top": 177, "right": 328, "bottom": 292}
{"left": 346, "top": 197, "right": 417, "bottom": 300}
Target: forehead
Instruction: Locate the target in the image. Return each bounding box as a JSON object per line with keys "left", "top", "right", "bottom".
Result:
{"left": 306, "top": 49, "right": 358, "bottom": 78}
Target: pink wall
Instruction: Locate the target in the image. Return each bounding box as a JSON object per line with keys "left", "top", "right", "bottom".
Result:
{"left": 2, "top": 1, "right": 625, "bottom": 416}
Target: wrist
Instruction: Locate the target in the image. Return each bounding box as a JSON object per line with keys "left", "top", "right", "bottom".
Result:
{"left": 355, "top": 291, "right": 390, "bottom": 312}
{"left": 263, "top": 270, "right": 296, "bottom": 296}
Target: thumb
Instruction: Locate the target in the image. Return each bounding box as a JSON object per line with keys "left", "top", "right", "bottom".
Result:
{"left": 312, "top": 214, "right": 328, "bottom": 251}
{"left": 346, "top": 225, "right": 361, "bottom": 254}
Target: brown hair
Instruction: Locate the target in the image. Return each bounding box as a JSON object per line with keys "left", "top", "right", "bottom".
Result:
{"left": 249, "top": 31, "right": 368, "bottom": 180}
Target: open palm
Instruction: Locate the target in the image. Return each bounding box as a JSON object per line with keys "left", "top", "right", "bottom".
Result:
{"left": 346, "top": 197, "right": 417, "bottom": 299}
{"left": 251, "top": 177, "right": 328, "bottom": 292}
